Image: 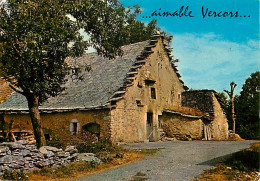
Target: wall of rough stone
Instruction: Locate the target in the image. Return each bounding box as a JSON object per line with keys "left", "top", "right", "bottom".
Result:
{"left": 110, "top": 38, "right": 185, "bottom": 143}
{"left": 0, "top": 140, "right": 78, "bottom": 175}
{"left": 210, "top": 94, "right": 229, "bottom": 140}
{"left": 2, "top": 109, "right": 110, "bottom": 141}
{"left": 181, "top": 90, "right": 229, "bottom": 140}
{"left": 161, "top": 113, "right": 203, "bottom": 140}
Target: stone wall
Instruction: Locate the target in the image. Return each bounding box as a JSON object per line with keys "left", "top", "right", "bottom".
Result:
{"left": 181, "top": 90, "right": 229, "bottom": 140}
{"left": 210, "top": 94, "right": 229, "bottom": 140}
{"left": 2, "top": 109, "right": 110, "bottom": 141}
{"left": 110, "top": 37, "right": 185, "bottom": 143}
{"left": 161, "top": 112, "right": 203, "bottom": 140}
{"left": 0, "top": 140, "right": 78, "bottom": 175}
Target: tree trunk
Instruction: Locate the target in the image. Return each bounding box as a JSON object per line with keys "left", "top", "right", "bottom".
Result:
{"left": 26, "top": 94, "right": 46, "bottom": 148}
{"left": 231, "top": 97, "right": 236, "bottom": 134}
{"left": 224, "top": 82, "right": 237, "bottom": 134}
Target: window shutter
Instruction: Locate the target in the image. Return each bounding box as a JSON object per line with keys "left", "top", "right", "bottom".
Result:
{"left": 69, "top": 122, "right": 73, "bottom": 135}
{"left": 77, "top": 123, "right": 80, "bottom": 133}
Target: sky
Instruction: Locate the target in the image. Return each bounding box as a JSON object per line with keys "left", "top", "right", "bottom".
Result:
{"left": 121, "top": 0, "right": 260, "bottom": 94}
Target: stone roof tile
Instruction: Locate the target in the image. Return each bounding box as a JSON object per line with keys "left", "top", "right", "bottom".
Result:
{"left": 0, "top": 41, "right": 149, "bottom": 111}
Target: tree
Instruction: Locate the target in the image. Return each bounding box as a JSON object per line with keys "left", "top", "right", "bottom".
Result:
{"left": 235, "top": 71, "right": 259, "bottom": 139}
{"left": 216, "top": 92, "right": 230, "bottom": 114}
{"left": 224, "top": 82, "right": 237, "bottom": 133}
{"left": 0, "top": 0, "right": 160, "bottom": 147}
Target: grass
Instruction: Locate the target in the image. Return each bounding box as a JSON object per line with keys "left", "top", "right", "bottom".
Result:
{"left": 136, "top": 172, "right": 147, "bottom": 176}
{"left": 194, "top": 142, "right": 260, "bottom": 181}
{"left": 27, "top": 151, "right": 143, "bottom": 181}
{"left": 167, "top": 106, "right": 209, "bottom": 117}
{"left": 129, "top": 172, "right": 148, "bottom": 181}
{"left": 134, "top": 149, "right": 159, "bottom": 156}
{"left": 23, "top": 149, "right": 158, "bottom": 180}
{"left": 0, "top": 138, "right": 160, "bottom": 181}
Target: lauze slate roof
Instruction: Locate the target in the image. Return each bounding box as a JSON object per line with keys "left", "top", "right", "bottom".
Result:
{"left": 0, "top": 41, "right": 150, "bottom": 111}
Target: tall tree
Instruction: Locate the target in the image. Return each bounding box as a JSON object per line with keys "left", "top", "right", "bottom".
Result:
{"left": 0, "top": 0, "right": 160, "bottom": 147}
{"left": 235, "top": 71, "right": 259, "bottom": 139}
{"left": 224, "top": 82, "right": 237, "bottom": 133}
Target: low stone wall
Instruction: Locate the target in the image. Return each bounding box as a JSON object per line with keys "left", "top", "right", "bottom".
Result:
{"left": 0, "top": 140, "right": 78, "bottom": 175}
{"left": 161, "top": 113, "right": 203, "bottom": 140}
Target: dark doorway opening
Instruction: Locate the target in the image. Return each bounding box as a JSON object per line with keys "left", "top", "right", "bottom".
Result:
{"left": 82, "top": 123, "right": 100, "bottom": 142}
{"left": 147, "top": 112, "right": 153, "bottom": 141}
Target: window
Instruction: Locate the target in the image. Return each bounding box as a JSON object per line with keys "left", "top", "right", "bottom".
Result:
{"left": 178, "top": 93, "right": 181, "bottom": 100}
{"left": 70, "top": 119, "right": 80, "bottom": 135}
{"left": 151, "top": 87, "right": 156, "bottom": 99}
{"left": 73, "top": 123, "right": 77, "bottom": 134}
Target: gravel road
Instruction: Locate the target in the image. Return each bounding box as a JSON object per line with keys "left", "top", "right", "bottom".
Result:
{"left": 76, "top": 140, "right": 259, "bottom": 181}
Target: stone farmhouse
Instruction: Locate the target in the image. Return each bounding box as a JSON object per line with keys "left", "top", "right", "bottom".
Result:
{"left": 0, "top": 35, "right": 228, "bottom": 143}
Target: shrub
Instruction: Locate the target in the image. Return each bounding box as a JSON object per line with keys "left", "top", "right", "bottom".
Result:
{"left": 225, "top": 150, "right": 259, "bottom": 171}
{"left": 76, "top": 139, "right": 117, "bottom": 154}
{"left": 32, "top": 161, "right": 94, "bottom": 178}
{"left": 2, "top": 169, "right": 28, "bottom": 181}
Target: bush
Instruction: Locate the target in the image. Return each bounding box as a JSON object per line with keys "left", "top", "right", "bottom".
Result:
{"left": 238, "top": 124, "right": 260, "bottom": 140}
{"left": 225, "top": 150, "right": 259, "bottom": 171}
{"left": 76, "top": 139, "right": 117, "bottom": 154}
{"left": 2, "top": 169, "right": 28, "bottom": 181}
{"left": 32, "top": 161, "right": 95, "bottom": 178}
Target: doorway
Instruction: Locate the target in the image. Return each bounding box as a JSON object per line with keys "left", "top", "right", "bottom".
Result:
{"left": 82, "top": 123, "right": 100, "bottom": 142}
{"left": 203, "top": 124, "right": 211, "bottom": 141}
{"left": 146, "top": 112, "right": 153, "bottom": 141}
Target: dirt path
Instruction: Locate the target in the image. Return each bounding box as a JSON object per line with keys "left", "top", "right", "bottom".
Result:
{"left": 76, "top": 140, "right": 259, "bottom": 181}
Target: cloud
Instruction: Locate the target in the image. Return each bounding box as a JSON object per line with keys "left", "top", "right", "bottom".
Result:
{"left": 172, "top": 33, "right": 260, "bottom": 93}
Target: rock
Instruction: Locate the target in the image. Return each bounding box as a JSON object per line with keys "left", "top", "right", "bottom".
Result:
{"left": 0, "top": 155, "right": 22, "bottom": 164}
{"left": 70, "top": 153, "right": 78, "bottom": 160}
{"left": 65, "top": 146, "right": 78, "bottom": 154}
{"left": 0, "top": 142, "right": 21, "bottom": 150}
{"left": 165, "top": 137, "right": 176, "bottom": 141}
{"left": 39, "top": 147, "right": 48, "bottom": 155}
{"left": 77, "top": 153, "right": 102, "bottom": 164}
{"left": 0, "top": 143, "right": 84, "bottom": 174}
{"left": 21, "top": 149, "right": 31, "bottom": 157}
{"left": 43, "top": 146, "right": 62, "bottom": 153}
{"left": 47, "top": 151, "right": 55, "bottom": 158}
{"left": 228, "top": 133, "right": 243, "bottom": 140}
{"left": 56, "top": 151, "right": 69, "bottom": 158}
{"left": 26, "top": 145, "right": 37, "bottom": 150}
{"left": 0, "top": 146, "right": 9, "bottom": 156}
{"left": 17, "top": 140, "right": 29, "bottom": 145}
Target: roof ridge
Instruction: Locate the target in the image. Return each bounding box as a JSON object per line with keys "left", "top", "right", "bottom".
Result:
{"left": 106, "top": 34, "right": 190, "bottom": 108}
{"left": 106, "top": 38, "right": 158, "bottom": 108}
{"left": 160, "top": 37, "right": 189, "bottom": 91}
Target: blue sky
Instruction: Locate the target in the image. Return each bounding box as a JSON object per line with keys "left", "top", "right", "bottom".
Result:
{"left": 121, "top": 0, "right": 259, "bottom": 94}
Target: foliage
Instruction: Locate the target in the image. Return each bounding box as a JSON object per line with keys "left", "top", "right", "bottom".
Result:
{"left": 195, "top": 144, "right": 260, "bottom": 181}
{"left": 135, "top": 149, "right": 159, "bottom": 156}
{"left": 225, "top": 143, "right": 260, "bottom": 171}
{"left": 76, "top": 139, "right": 117, "bottom": 154}
{"left": 0, "top": 0, "right": 162, "bottom": 146}
{"left": 31, "top": 161, "right": 95, "bottom": 179}
{"left": 169, "top": 106, "right": 208, "bottom": 117}
{"left": 2, "top": 169, "right": 28, "bottom": 181}
{"left": 225, "top": 151, "right": 259, "bottom": 171}
{"left": 220, "top": 72, "right": 259, "bottom": 139}
{"left": 235, "top": 71, "right": 260, "bottom": 139}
